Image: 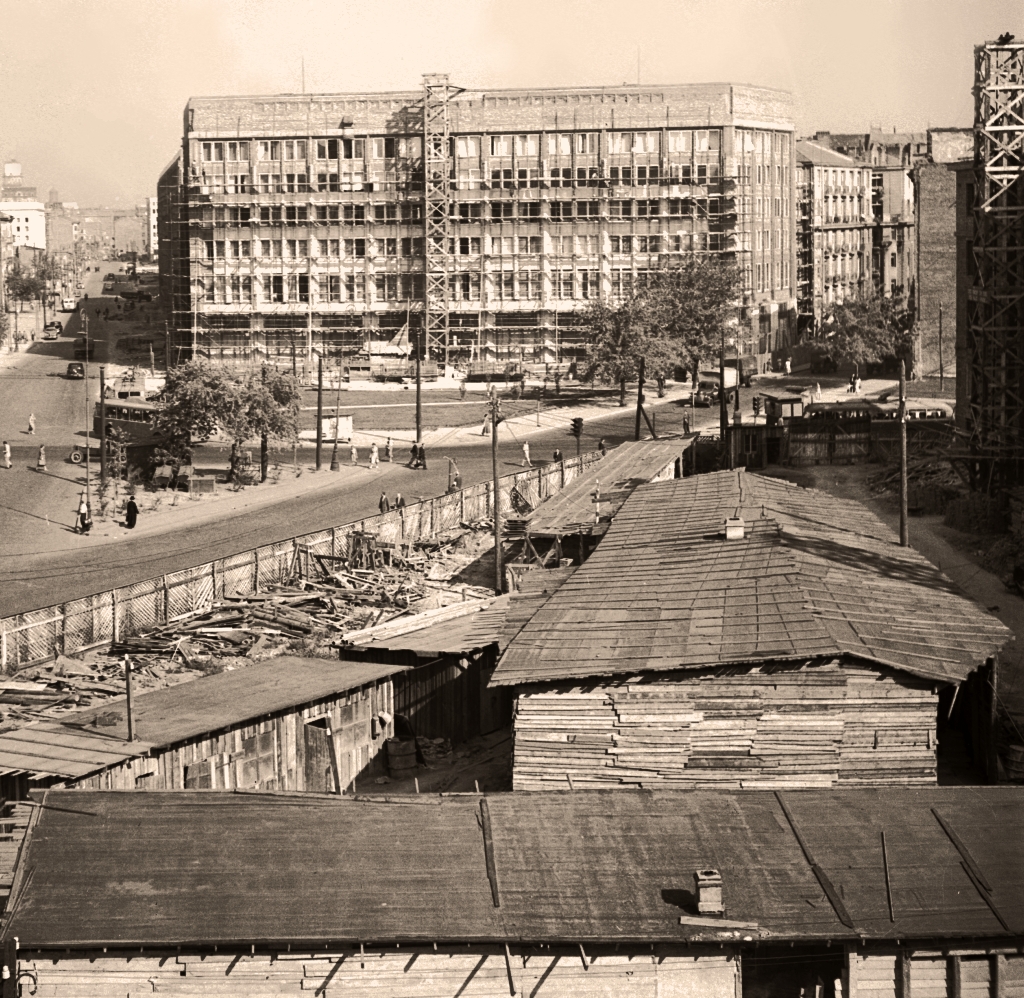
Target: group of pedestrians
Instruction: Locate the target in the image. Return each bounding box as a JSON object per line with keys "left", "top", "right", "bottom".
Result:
{"left": 349, "top": 437, "right": 396, "bottom": 468}
{"left": 378, "top": 491, "right": 407, "bottom": 514}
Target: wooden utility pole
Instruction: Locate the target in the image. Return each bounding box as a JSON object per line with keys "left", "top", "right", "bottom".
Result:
{"left": 99, "top": 365, "right": 107, "bottom": 488}
{"left": 491, "top": 392, "right": 502, "bottom": 595}
{"left": 634, "top": 356, "right": 645, "bottom": 442}
{"left": 899, "top": 359, "right": 909, "bottom": 547}
{"left": 124, "top": 655, "right": 135, "bottom": 741}
{"left": 315, "top": 356, "right": 323, "bottom": 471}
{"left": 719, "top": 334, "right": 730, "bottom": 468}
{"left": 415, "top": 322, "right": 422, "bottom": 448}
{"left": 83, "top": 312, "right": 91, "bottom": 509}
{"left": 329, "top": 361, "right": 343, "bottom": 471}
{"left": 938, "top": 301, "right": 944, "bottom": 393}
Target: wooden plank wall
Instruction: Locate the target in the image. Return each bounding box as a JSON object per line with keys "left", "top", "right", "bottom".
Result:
{"left": 512, "top": 659, "right": 939, "bottom": 790}
{"left": 73, "top": 679, "right": 395, "bottom": 794}
{"left": 17, "top": 949, "right": 738, "bottom": 998}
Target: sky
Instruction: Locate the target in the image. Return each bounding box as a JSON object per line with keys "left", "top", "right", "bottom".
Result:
{"left": 1, "top": 0, "right": 1021, "bottom": 207}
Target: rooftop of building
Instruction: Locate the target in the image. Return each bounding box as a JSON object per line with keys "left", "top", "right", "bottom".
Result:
{"left": 5, "top": 786, "right": 1022, "bottom": 948}
{"left": 796, "top": 140, "right": 863, "bottom": 168}
{"left": 60, "top": 656, "right": 405, "bottom": 748}
{"left": 185, "top": 82, "right": 795, "bottom": 136}
{"left": 492, "top": 470, "right": 1011, "bottom": 688}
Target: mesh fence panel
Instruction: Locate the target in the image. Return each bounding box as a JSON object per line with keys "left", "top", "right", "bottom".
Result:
{"left": 1, "top": 455, "right": 600, "bottom": 666}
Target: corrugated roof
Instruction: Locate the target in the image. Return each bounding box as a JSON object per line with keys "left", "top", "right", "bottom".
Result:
{"left": 493, "top": 471, "right": 1011, "bottom": 686}
{"left": 527, "top": 439, "right": 691, "bottom": 536}
{"left": 4, "top": 787, "right": 1022, "bottom": 947}
{"left": 61, "top": 657, "right": 406, "bottom": 748}
{"left": 0, "top": 722, "right": 153, "bottom": 780}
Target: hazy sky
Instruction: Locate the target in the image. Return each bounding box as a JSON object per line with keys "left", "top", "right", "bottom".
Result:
{"left": 1, "top": 0, "right": 1021, "bottom": 207}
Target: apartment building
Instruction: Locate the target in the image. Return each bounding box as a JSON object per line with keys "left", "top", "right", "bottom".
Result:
{"left": 163, "top": 80, "right": 797, "bottom": 374}
{"left": 145, "top": 195, "right": 158, "bottom": 260}
{"left": 795, "top": 141, "right": 873, "bottom": 332}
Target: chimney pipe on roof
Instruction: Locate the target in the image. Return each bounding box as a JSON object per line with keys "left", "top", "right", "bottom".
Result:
{"left": 724, "top": 516, "right": 745, "bottom": 540}
{"left": 695, "top": 868, "right": 724, "bottom": 915}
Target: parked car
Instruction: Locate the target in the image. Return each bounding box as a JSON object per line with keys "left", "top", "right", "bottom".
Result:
{"left": 66, "top": 362, "right": 85, "bottom": 379}
{"left": 43, "top": 321, "right": 62, "bottom": 340}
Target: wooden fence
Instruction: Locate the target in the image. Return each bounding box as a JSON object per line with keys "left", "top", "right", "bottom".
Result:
{"left": 0, "top": 454, "right": 601, "bottom": 672}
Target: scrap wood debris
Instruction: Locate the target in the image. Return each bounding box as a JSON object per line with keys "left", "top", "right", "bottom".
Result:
{"left": 0, "top": 521, "right": 498, "bottom": 731}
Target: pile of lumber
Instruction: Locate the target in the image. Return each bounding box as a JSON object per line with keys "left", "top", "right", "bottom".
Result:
{"left": 512, "top": 659, "right": 938, "bottom": 791}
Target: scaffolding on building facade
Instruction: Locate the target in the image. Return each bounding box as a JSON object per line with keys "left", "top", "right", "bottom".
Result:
{"left": 965, "top": 40, "right": 1024, "bottom": 487}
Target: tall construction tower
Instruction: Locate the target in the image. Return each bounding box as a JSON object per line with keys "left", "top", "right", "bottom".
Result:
{"left": 422, "top": 74, "right": 461, "bottom": 367}
{"left": 966, "top": 39, "right": 1024, "bottom": 487}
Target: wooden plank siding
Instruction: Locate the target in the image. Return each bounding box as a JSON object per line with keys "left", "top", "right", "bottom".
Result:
{"left": 512, "top": 657, "right": 939, "bottom": 790}
{"left": 72, "top": 678, "right": 395, "bottom": 793}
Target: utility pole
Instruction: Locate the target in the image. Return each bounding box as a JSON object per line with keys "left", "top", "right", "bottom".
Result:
{"left": 938, "top": 301, "right": 944, "bottom": 393}
{"left": 634, "top": 356, "right": 645, "bottom": 442}
{"left": 99, "top": 365, "right": 107, "bottom": 489}
{"left": 329, "top": 361, "right": 343, "bottom": 471}
{"left": 899, "top": 359, "right": 908, "bottom": 547}
{"left": 719, "top": 332, "right": 729, "bottom": 468}
{"left": 315, "top": 356, "right": 323, "bottom": 471}
{"left": 490, "top": 392, "right": 502, "bottom": 595}
{"left": 83, "top": 312, "right": 91, "bottom": 509}
{"left": 414, "top": 322, "right": 422, "bottom": 449}
{"left": 124, "top": 655, "right": 135, "bottom": 742}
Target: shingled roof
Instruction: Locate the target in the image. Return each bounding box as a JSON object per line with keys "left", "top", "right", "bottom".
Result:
{"left": 492, "top": 471, "right": 1011, "bottom": 686}
{"left": 4, "top": 787, "right": 1023, "bottom": 947}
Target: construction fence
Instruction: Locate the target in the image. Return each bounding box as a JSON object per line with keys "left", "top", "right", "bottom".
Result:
{"left": 0, "top": 453, "right": 602, "bottom": 672}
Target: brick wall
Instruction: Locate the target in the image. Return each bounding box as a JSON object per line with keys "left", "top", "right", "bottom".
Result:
{"left": 915, "top": 162, "right": 957, "bottom": 378}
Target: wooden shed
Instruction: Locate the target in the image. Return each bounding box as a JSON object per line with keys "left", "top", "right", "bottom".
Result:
{"left": 493, "top": 471, "right": 1011, "bottom": 790}
{"left": 2, "top": 787, "right": 1023, "bottom": 998}
{"left": 0, "top": 657, "right": 406, "bottom": 797}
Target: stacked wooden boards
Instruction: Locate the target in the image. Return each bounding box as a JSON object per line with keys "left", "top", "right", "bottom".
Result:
{"left": 512, "top": 657, "right": 938, "bottom": 790}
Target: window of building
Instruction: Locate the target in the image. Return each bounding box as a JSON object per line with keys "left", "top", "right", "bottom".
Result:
{"left": 491, "top": 135, "right": 512, "bottom": 156}
{"left": 610, "top": 200, "right": 632, "bottom": 218}
{"left": 550, "top": 202, "right": 573, "bottom": 220}
{"left": 633, "top": 132, "right": 659, "bottom": 154}
{"left": 344, "top": 238, "right": 365, "bottom": 258}
{"left": 518, "top": 201, "right": 540, "bottom": 218}
{"left": 514, "top": 134, "right": 539, "bottom": 157}
{"left": 547, "top": 133, "right": 572, "bottom": 156}
{"left": 227, "top": 141, "right": 249, "bottom": 161}
{"left": 257, "top": 141, "right": 280, "bottom": 161}
{"left": 577, "top": 200, "right": 599, "bottom": 218}
{"left": 636, "top": 235, "right": 660, "bottom": 253}
{"left": 555, "top": 269, "right": 574, "bottom": 299}
{"left": 496, "top": 270, "right": 515, "bottom": 300}
{"left": 315, "top": 206, "right": 340, "bottom": 222}
{"left": 454, "top": 135, "right": 480, "bottom": 159}
{"left": 609, "top": 166, "right": 632, "bottom": 186}
{"left": 518, "top": 235, "right": 542, "bottom": 254}
{"left": 342, "top": 205, "right": 365, "bottom": 223}
{"left": 371, "top": 137, "right": 397, "bottom": 159}
{"left": 284, "top": 206, "right": 308, "bottom": 223}
{"left": 400, "top": 236, "right": 424, "bottom": 257}
{"left": 491, "top": 201, "right": 514, "bottom": 220}
{"left": 667, "top": 131, "right": 692, "bottom": 154}
{"left": 282, "top": 140, "right": 306, "bottom": 160}
{"left": 202, "top": 142, "right": 224, "bottom": 162}
{"left": 345, "top": 274, "right": 365, "bottom": 301}
{"left": 450, "top": 236, "right": 481, "bottom": 255}
{"left": 317, "top": 173, "right": 340, "bottom": 193}
{"left": 317, "top": 139, "right": 339, "bottom": 160}
{"left": 518, "top": 269, "right": 542, "bottom": 300}
{"left": 636, "top": 199, "right": 660, "bottom": 217}
{"left": 374, "top": 204, "right": 399, "bottom": 223}
{"left": 320, "top": 275, "right": 342, "bottom": 303}
{"left": 399, "top": 274, "right": 424, "bottom": 299}
{"left": 608, "top": 133, "right": 631, "bottom": 154}
{"left": 611, "top": 268, "right": 634, "bottom": 298}
{"left": 890, "top": 253, "right": 896, "bottom": 267}
{"left": 491, "top": 168, "right": 514, "bottom": 190}
{"left": 341, "top": 139, "right": 365, "bottom": 160}
{"left": 580, "top": 269, "right": 599, "bottom": 298}
{"left": 610, "top": 235, "right": 632, "bottom": 254}
{"left": 454, "top": 202, "right": 482, "bottom": 220}
{"left": 578, "top": 133, "right": 597, "bottom": 154}
{"left": 317, "top": 238, "right": 340, "bottom": 257}
{"left": 577, "top": 234, "right": 598, "bottom": 255}
{"left": 263, "top": 275, "right": 284, "bottom": 303}
{"left": 517, "top": 168, "right": 540, "bottom": 189}
{"left": 375, "top": 274, "right": 399, "bottom": 301}
{"left": 448, "top": 273, "right": 481, "bottom": 300}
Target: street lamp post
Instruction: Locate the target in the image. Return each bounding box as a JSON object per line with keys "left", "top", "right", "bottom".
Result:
{"left": 83, "top": 313, "right": 91, "bottom": 510}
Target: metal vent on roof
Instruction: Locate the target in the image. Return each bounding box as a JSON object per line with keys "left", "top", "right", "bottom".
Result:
{"left": 724, "top": 516, "right": 745, "bottom": 540}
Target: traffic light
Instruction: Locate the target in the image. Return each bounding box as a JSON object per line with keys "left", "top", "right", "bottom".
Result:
{"left": 571, "top": 417, "right": 584, "bottom": 438}
{"left": 752, "top": 396, "right": 762, "bottom": 418}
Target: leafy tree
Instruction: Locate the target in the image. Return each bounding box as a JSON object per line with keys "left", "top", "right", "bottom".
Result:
{"left": 647, "top": 257, "right": 741, "bottom": 381}
{"left": 580, "top": 293, "right": 679, "bottom": 406}
{"left": 5, "top": 265, "right": 45, "bottom": 305}
{"left": 222, "top": 368, "right": 301, "bottom": 482}
{"left": 151, "top": 361, "right": 236, "bottom": 467}
{"left": 821, "top": 290, "right": 914, "bottom": 374}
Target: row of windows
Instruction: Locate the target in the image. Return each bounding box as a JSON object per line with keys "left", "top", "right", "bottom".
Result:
{"left": 753, "top": 260, "right": 791, "bottom": 293}
{"left": 201, "top": 138, "right": 423, "bottom": 162}
{"left": 199, "top": 263, "right": 745, "bottom": 305}
{"left": 200, "top": 230, "right": 736, "bottom": 261}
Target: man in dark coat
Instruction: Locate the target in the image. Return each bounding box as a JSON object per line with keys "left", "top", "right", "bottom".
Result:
{"left": 379, "top": 491, "right": 390, "bottom": 514}
{"left": 395, "top": 492, "right": 406, "bottom": 510}
{"left": 408, "top": 442, "right": 419, "bottom": 468}
{"left": 417, "top": 443, "right": 427, "bottom": 470}
{"left": 125, "top": 496, "right": 139, "bottom": 529}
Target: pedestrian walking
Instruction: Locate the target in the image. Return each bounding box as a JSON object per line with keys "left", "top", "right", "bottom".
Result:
{"left": 459, "top": 381, "right": 467, "bottom": 401}
{"left": 395, "top": 492, "right": 406, "bottom": 510}
{"left": 385, "top": 437, "right": 393, "bottom": 462}
{"left": 598, "top": 438, "right": 607, "bottom": 456}
{"left": 125, "top": 495, "right": 139, "bottom": 529}
{"left": 349, "top": 443, "right": 359, "bottom": 466}
{"left": 2, "top": 441, "right": 10, "bottom": 469}
{"left": 80, "top": 503, "right": 93, "bottom": 535}
{"left": 480, "top": 413, "right": 490, "bottom": 435}
{"left": 36, "top": 444, "right": 46, "bottom": 471}
{"left": 417, "top": 443, "right": 427, "bottom": 470}
{"left": 552, "top": 447, "right": 562, "bottom": 462}
{"left": 784, "top": 357, "right": 792, "bottom": 376}
{"left": 408, "top": 442, "right": 419, "bottom": 468}
{"left": 554, "top": 371, "right": 561, "bottom": 396}
{"left": 814, "top": 382, "right": 822, "bottom": 402}
{"left": 77, "top": 495, "right": 88, "bottom": 534}
{"left": 378, "top": 491, "right": 390, "bottom": 514}
{"left": 369, "top": 442, "right": 379, "bottom": 469}
{"left": 28, "top": 413, "right": 36, "bottom": 435}
{"left": 521, "top": 441, "right": 532, "bottom": 467}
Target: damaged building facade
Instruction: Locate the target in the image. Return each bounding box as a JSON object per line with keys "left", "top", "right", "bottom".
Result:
{"left": 162, "top": 80, "right": 798, "bottom": 373}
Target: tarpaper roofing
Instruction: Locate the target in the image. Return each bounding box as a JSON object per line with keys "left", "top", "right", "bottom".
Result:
{"left": 0, "top": 722, "right": 153, "bottom": 780}
{"left": 527, "top": 438, "right": 691, "bottom": 537}
{"left": 5, "top": 787, "right": 1023, "bottom": 947}
{"left": 493, "top": 471, "right": 1011, "bottom": 686}
{"left": 62, "top": 657, "right": 405, "bottom": 748}
{"left": 344, "top": 598, "right": 510, "bottom": 656}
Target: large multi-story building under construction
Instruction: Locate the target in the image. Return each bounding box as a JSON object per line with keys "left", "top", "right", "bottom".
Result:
{"left": 160, "top": 79, "right": 797, "bottom": 375}
{"left": 959, "top": 39, "right": 1024, "bottom": 487}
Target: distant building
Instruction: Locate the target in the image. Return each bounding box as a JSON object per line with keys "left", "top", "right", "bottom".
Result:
{"left": 145, "top": 194, "right": 158, "bottom": 259}
{"left": 913, "top": 128, "right": 973, "bottom": 379}
{"left": 1, "top": 161, "right": 38, "bottom": 201}
{"left": 0, "top": 200, "right": 46, "bottom": 251}
{"left": 795, "top": 141, "right": 873, "bottom": 333}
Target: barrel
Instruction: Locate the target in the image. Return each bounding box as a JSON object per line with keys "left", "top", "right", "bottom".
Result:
{"left": 387, "top": 738, "right": 417, "bottom": 775}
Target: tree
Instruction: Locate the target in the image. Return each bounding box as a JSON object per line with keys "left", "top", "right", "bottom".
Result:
{"left": 647, "top": 257, "right": 741, "bottom": 381}
{"left": 225, "top": 368, "right": 301, "bottom": 483}
{"left": 5, "top": 265, "right": 45, "bottom": 306}
{"left": 821, "top": 290, "right": 914, "bottom": 374}
{"left": 151, "top": 361, "right": 236, "bottom": 468}
{"left": 580, "top": 293, "right": 679, "bottom": 406}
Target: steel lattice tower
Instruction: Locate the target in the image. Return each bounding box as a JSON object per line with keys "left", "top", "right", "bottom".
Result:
{"left": 422, "top": 74, "right": 459, "bottom": 367}
{"left": 967, "top": 40, "right": 1024, "bottom": 487}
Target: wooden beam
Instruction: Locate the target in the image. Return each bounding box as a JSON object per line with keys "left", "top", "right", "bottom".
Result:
{"left": 480, "top": 799, "right": 500, "bottom": 908}
{"left": 504, "top": 944, "right": 516, "bottom": 996}
{"left": 881, "top": 831, "right": 895, "bottom": 923}
{"left": 931, "top": 809, "right": 992, "bottom": 891}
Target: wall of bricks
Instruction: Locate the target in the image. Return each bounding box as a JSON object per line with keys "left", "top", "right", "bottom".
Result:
{"left": 915, "top": 162, "right": 958, "bottom": 379}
